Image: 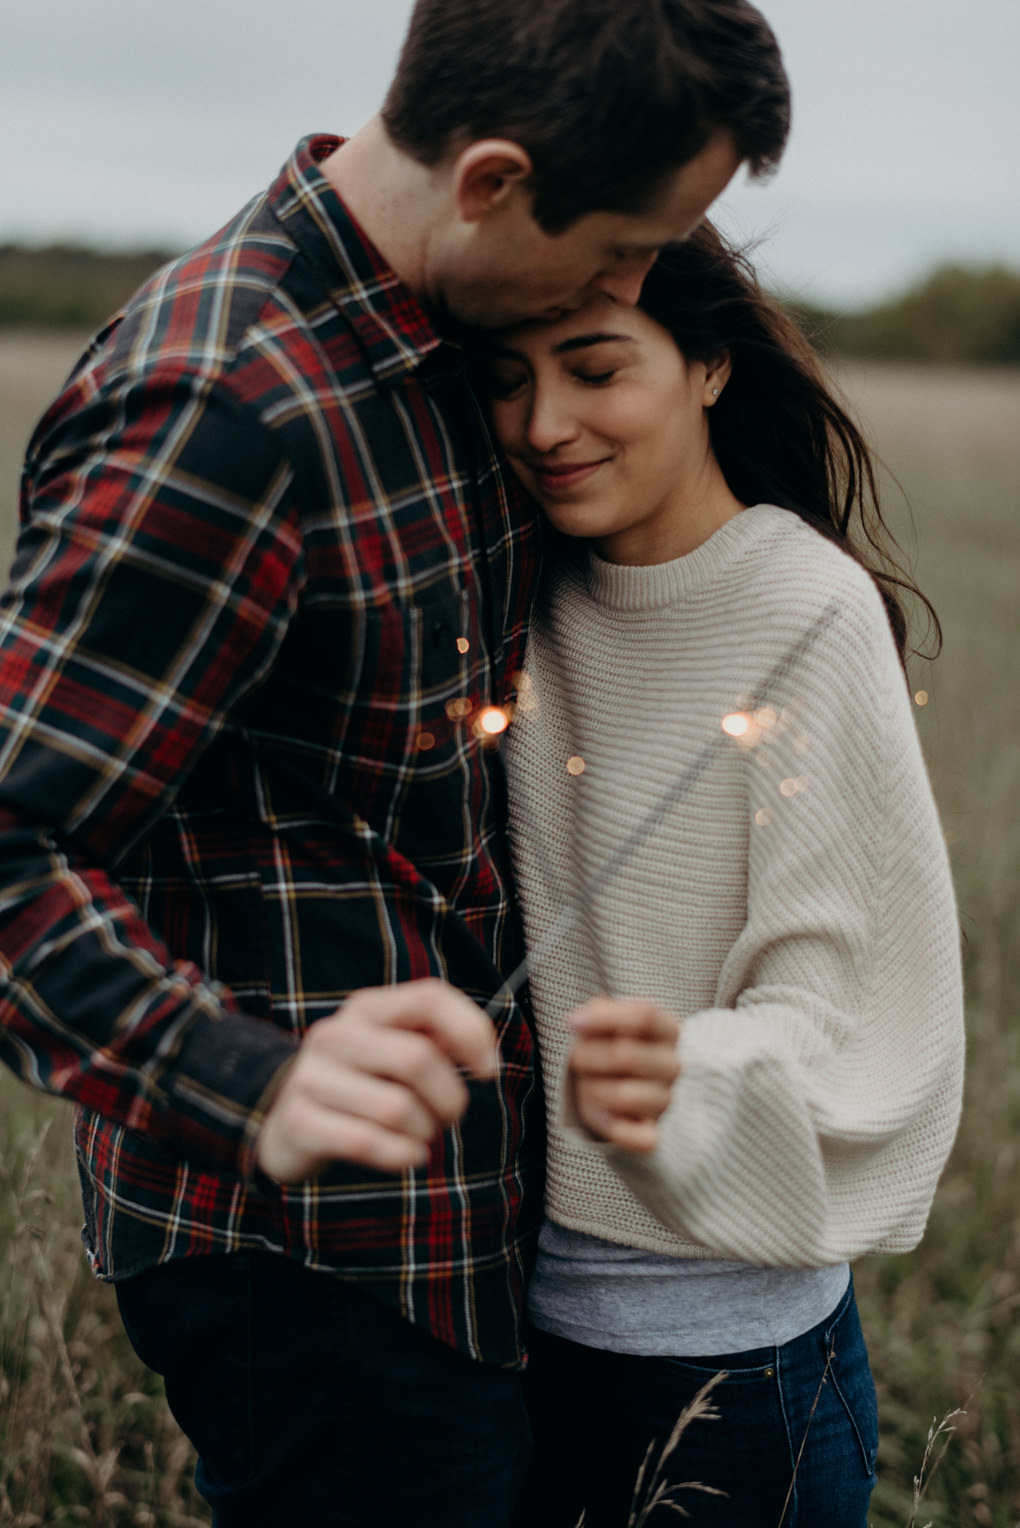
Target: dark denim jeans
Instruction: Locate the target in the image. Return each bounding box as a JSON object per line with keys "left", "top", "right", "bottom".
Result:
{"left": 116, "top": 1251, "right": 531, "bottom": 1527}
{"left": 513, "top": 1276, "right": 878, "bottom": 1528}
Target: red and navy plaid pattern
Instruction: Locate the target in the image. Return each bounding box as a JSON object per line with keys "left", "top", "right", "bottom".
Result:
{"left": 0, "top": 137, "right": 542, "bottom": 1366}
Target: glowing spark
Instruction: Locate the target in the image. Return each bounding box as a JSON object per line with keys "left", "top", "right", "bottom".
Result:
{"left": 721, "top": 712, "right": 752, "bottom": 737}
{"left": 722, "top": 710, "right": 762, "bottom": 748}
{"left": 795, "top": 774, "right": 809, "bottom": 791}
{"left": 754, "top": 706, "right": 778, "bottom": 729}
{"left": 456, "top": 637, "right": 470, "bottom": 654}
{"left": 754, "top": 808, "right": 772, "bottom": 827}
{"left": 445, "top": 697, "right": 473, "bottom": 720}
{"left": 475, "top": 706, "right": 510, "bottom": 737}
{"left": 416, "top": 731, "right": 436, "bottom": 751}
{"left": 779, "top": 776, "right": 799, "bottom": 797}
{"left": 566, "top": 756, "right": 586, "bottom": 776}
{"left": 914, "top": 690, "right": 929, "bottom": 707}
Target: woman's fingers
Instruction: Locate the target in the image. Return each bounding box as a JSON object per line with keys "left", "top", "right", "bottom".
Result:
{"left": 570, "top": 1033, "right": 681, "bottom": 1083}
{"left": 578, "top": 1076, "right": 675, "bottom": 1120}
{"left": 568, "top": 999, "right": 681, "bottom": 1084}
{"left": 569, "top": 997, "right": 679, "bottom": 1042}
{"left": 594, "top": 1116, "right": 660, "bottom": 1155}
{"left": 566, "top": 997, "right": 681, "bottom": 1150}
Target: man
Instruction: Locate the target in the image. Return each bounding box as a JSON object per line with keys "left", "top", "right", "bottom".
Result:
{"left": 0, "top": 1, "right": 789, "bottom": 1521}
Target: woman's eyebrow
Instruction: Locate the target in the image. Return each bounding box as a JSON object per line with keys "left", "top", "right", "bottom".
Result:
{"left": 486, "top": 332, "right": 638, "bottom": 362}
{"left": 553, "top": 332, "right": 639, "bottom": 355}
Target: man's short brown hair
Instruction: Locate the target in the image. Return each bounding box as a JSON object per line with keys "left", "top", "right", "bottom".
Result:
{"left": 382, "top": 0, "right": 790, "bottom": 232}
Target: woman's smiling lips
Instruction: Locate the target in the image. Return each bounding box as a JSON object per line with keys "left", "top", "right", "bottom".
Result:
{"left": 528, "top": 458, "right": 609, "bottom": 492}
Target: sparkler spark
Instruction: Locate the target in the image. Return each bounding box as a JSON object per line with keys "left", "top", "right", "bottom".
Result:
{"left": 456, "top": 637, "right": 470, "bottom": 654}
{"left": 721, "top": 712, "right": 751, "bottom": 737}
{"left": 722, "top": 710, "right": 763, "bottom": 749}
{"left": 445, "top": 697, "right": 473, "bottom": 720}
{"left": 416, "top": 731, "right": 435, "bottom": 751}
{"left": 566, "top": 756, "right": 586, "bottom": 776}
{"left": 475, "top": 706, "right": 510, "bottom": 737}
{"left": 914, "top": 690, "right": 929, "bottom": 707}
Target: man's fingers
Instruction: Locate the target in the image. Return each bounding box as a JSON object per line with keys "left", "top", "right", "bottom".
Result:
{"left": 297, "top": 1061, "right": 439, "bottom": 1144}
{"left": 350, "top": 979, "right": 498, "bottom": 1080}
{"left": 258, "top": 1097, "right": 431, "bottom": 1181}
{"left": 305, "top": 1017, "right": 470, "bottom": 1128}
{"left": 255, "top": 979, "right": 499, "bottom": 1184}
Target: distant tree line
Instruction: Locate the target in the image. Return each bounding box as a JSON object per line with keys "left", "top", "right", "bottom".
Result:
{"left": 0, "top": 244, "right": 177, "bottom": 329}
{"left": 2, "top": 243, "right": 1019, "bottom": 365}
{"left": 789, "top": 263, "right": 1020, "bottom": 366}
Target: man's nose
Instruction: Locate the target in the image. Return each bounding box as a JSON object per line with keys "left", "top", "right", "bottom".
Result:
{"left": 590, "top": 253, "right": 658, "bottom": 308}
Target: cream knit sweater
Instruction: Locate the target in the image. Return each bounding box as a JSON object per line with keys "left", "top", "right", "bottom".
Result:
{"left": 506, "top": 504, "right": 965, "bottom": 1268}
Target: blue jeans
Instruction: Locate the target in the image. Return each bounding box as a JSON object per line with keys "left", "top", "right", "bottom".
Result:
{"left": 115, "top": 1251, "right": 531, "bottom": 1527}
{"left": 513, "top": 1276, "right": 878, "bottom": 1527}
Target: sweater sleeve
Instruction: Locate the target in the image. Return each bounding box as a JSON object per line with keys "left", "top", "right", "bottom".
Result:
{"left": 601, "top": 575, "right": 965, "bottom": 1266}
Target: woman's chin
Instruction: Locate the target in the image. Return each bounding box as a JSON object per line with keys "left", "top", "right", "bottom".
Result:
{"left": 540, "top": 504, "right": 612, "bottom": 542}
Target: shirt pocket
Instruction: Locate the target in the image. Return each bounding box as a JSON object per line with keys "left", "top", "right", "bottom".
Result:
{"left": 353, "top": 588, "right": 483, "bottom": 869}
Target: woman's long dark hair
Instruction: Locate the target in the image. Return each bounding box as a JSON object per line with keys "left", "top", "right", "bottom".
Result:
{"left": 639, "top": 224, "right": 939, "bottom": 662}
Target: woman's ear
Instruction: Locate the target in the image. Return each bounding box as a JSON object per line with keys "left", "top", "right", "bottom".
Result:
{"left": 451, "top": 140, "right": 534, "bottom": 224}
{"left": 703, "top": 350, "right": 733, "bottom": 405}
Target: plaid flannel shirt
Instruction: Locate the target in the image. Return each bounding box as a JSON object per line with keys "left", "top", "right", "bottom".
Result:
{"left": 0, "top": 137, "right": 542, "bottom": 1367}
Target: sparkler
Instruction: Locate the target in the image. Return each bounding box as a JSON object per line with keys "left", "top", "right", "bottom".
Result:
{"left": 484, "top": 602, "right": 839, "bottom": 1020}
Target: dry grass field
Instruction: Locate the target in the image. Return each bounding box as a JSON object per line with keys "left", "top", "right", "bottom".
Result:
{"left": 0, "top": 328, "right": 1018, "bottom": 1526}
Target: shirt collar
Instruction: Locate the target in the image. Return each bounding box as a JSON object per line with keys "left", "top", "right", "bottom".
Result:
{"left": 267, "top": 135, "right": 446, "bottom": 386}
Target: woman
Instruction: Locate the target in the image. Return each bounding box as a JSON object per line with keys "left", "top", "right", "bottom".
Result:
{"left": 480, "top": 226, "right": 965, "bottom": 1527}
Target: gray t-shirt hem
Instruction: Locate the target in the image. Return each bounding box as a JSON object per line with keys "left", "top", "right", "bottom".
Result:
{"left": 527, "top": 1220, "right": 851, "bottom": 1357}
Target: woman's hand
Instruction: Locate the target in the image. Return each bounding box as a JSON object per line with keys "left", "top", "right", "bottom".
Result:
{"left": 566, "top": 998, "right": 681, "bottom": 1154}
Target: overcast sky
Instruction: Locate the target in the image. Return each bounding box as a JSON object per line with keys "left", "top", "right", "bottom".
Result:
{"left": 3, "top": 0, "right": 1017, "bottom": 308}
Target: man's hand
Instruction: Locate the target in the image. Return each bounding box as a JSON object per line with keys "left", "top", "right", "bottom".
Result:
{"left": 255, "top": 979, "right": 498, "bottom": 1182}
{"left": 566, "top": 998, "right": 680, "bottom": 1155}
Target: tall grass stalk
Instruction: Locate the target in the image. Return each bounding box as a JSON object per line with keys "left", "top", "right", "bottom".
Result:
{"left": 626, "top": 1372, "right": 727, "bottom": 1525}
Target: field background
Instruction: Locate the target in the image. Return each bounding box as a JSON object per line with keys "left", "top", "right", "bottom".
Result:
{"left": 0, "top": 329, "right": 1018, "bottom": 1526}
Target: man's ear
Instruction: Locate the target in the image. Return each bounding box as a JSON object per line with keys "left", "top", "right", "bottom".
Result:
{"left": 703, "top": 350, "right": 733, "bottom": 404}
{"left": 451, "top": 140, "right": 534, "bottom": 224}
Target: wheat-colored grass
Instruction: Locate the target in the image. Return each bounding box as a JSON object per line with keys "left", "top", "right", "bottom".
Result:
{"left": 0, "top": 334, "right": 1018, "bottom": 1525}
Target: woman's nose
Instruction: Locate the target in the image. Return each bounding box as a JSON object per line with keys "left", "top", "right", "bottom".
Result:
{"left": 526, "top": 388, "right": 579, "bottom": 454}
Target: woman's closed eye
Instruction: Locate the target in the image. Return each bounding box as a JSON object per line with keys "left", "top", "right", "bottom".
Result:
{"left": 483, "top": 366, "right": 528, "bottom": 400}
{"left": 573, "top": 367, "right": 618, "bottom": 387}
